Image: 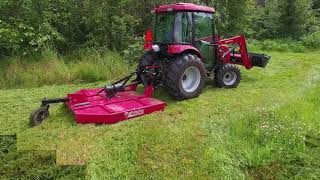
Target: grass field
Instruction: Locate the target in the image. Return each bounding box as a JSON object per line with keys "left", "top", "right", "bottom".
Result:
{"left": 0, "top": 51, "right": 320, "bottom": 179}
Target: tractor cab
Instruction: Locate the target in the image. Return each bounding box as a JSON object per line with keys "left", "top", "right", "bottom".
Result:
{"left": 153, "top": 8, "right": 215, "bottom": 44}
{"left": 145, "top": 3, "right": 217, "bottom": 68}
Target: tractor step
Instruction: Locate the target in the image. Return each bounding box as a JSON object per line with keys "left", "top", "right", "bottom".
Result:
{"left": 66, "top": 88, "right": 166, "bottom": 124}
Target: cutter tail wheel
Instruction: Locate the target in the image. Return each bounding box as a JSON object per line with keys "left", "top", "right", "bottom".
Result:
{"left": 215, "top": 64, "right": 241, "bottom": 88}
{"left": 29, "top": 106, "right": 49, "bottom": 127}
{"left": 166, "top": 54, "right": 206, "bottom": 100}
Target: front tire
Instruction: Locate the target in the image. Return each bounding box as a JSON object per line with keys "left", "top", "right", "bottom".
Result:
{"left": 215, "top": 64, "right": 241, "bottom": 88}
{"left": 165, "top": 54, "right": 206, "bottom": 100}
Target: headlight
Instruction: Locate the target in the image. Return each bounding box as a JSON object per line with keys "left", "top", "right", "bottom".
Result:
{"left": 152, "top": 45, "right": 160, "bottom": 52}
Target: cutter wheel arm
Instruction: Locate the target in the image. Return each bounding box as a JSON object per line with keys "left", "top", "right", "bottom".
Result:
{"left": 29, "top": 97, "right": 69, "bottom": 127}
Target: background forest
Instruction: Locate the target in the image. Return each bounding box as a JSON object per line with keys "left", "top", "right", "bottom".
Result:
{"left": 1, "top": 0, "right": 319, "bottom": 56}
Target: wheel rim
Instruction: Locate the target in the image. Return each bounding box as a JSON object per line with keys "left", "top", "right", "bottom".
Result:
{"left": 223, "top": 71, "right": 237, "bottom": 86}
{"left": 181, "top": 66, "right": 201, "bottom": 93}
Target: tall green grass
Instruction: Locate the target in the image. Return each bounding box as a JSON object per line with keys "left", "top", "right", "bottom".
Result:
{"left": 0, "top": 48, "right": 131, "bottom": 89}
{"left": 248, "top": 31, "right": 320, "bottom": 53}
{"left": 248, "top": 39, "right": 319, "bottom": 53}
{"left": 1, "top": 37, "right": 319, "bottom": 89}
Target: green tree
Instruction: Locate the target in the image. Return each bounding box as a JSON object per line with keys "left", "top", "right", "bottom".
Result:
{"left": 212, "top": 0, "right": 256, "bottom": 37}
{"left": 259, "top": 0, "right": 316, "bottom": 38}
{"left": 279, "top": 0, "right": 314, "bottom": 37}
{"left": 313, "top": 0, "right": 320, "bottom": 16}
{"left": 0, "top": 0, "right": 62, "bottom": 55}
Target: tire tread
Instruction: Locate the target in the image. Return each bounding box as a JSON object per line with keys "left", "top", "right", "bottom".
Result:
{"left": 165, "top": 54, "right": 206, "bottom": 99}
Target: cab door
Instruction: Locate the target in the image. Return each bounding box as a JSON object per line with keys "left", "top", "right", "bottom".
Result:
{"left": 174, "top": 12, "right": 193, "bottom": 44}
{"left": 193, "top": 12, "right": 215, "bottom": 69}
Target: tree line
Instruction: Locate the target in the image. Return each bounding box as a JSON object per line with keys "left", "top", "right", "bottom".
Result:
{"left": 0, "top": 0, "right": 319, "bottom": 56}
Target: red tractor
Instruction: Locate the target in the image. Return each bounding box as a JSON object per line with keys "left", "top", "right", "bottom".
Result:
{"left": 30, "top": 3, "right": 270, "bottom": 126}
{"left": 140, "top": 3, "right": 270, "bottom": 99}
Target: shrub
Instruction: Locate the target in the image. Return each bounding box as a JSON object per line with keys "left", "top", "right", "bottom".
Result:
{"left": 248, "top": 39, "right": 307, "bottom": 52}
{"left": 122, "top": 37, "right": 144, "bottom": 64}
{"left": 302, "top": 31, "right": 320, "bottom": 49}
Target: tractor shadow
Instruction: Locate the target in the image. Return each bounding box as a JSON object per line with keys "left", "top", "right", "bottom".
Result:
{"left": 152, "top": 80, "right": 220, "bottom": 105}
{"left": 152, "top": 87, "right": 178, "bottom": 104}
{"left": 241, "top": 73, "right": 259, "bottom": 83}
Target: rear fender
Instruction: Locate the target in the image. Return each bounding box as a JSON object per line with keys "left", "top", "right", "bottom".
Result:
{"left": 167, "top": 45, "right": 203, "bottom": 62}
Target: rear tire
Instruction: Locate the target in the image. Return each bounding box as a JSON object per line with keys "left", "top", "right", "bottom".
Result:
{"left": 138, "top": 52, "right": 158, "bottom": 70}
{"left": 165, "top": 54, "right": 206, "bottom": 100}
{"left": 215, "top": 64, "right": 241, "bottom": 88}
{"left": 137, "top": 52, "right": 159, "bottom": 86}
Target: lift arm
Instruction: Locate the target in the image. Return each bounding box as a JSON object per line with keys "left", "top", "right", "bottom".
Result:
{"left": 216, "top": 35, "right": 253, "bottom": 69}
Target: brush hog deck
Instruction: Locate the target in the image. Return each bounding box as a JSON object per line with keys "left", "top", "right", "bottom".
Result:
{"left": 29, "top": 72, "right": 167, "bottom": 127}
{"left": 66, "top": 87, "right": 166, "bottom": 124}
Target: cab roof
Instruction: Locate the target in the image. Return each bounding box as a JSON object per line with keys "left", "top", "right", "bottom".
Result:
{"left": 153, "top": 3, "right": 215, "bottom": 13}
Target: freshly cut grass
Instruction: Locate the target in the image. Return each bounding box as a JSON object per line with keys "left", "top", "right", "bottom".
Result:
{"left": 0, "top": 49, "right": 131, "bottom": 89}
{"left": 0, "top": 51, "right": 319, "bottom": 179}
{"left": 0, "top": 135, "right": 86, "bottom": 179}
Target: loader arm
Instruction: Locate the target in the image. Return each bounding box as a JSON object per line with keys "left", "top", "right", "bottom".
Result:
{"left": 216, "top": 35, "right": 253, "bottom": 69}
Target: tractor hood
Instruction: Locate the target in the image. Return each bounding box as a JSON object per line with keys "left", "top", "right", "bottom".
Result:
{"left": 153, "top": 3, "right": 215, "bottom": 13}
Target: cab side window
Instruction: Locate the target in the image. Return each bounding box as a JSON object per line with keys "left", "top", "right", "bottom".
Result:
{"left": 193, "top": 12, "right": 213, "bottom": 41}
